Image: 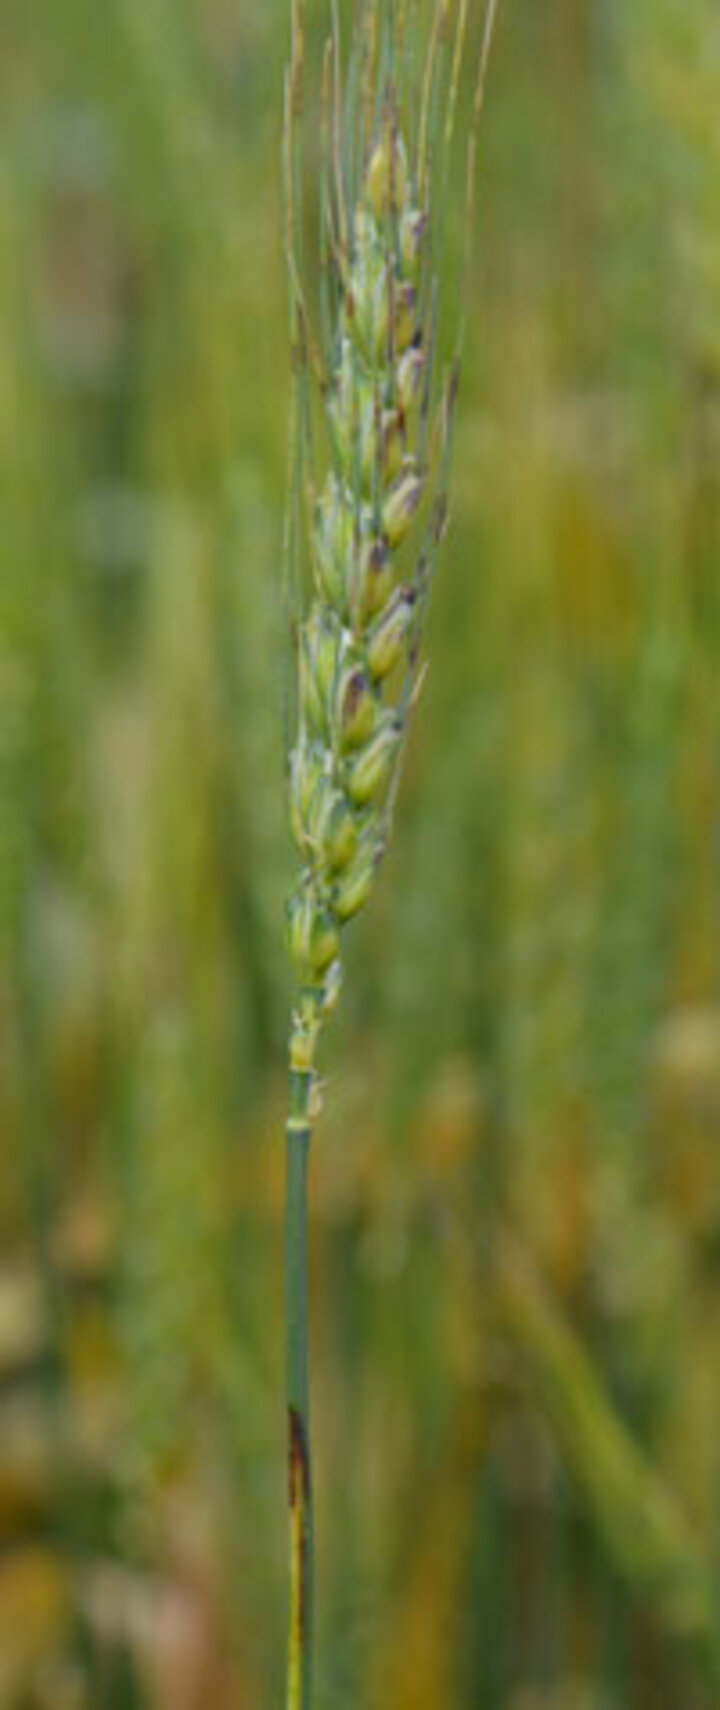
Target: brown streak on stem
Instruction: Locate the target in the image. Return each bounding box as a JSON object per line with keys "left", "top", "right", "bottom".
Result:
{"left": 288, "top": 1406, "right": 311, "bottom": 1636}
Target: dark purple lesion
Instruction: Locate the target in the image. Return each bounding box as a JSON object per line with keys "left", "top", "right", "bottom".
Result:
{"left": 288, "top": 1405, "right": 312, "bottom": 1631}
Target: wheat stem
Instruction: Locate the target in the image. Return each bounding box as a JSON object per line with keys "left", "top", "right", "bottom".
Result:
{"left": 285, "top": 1008, "right": 318, "bottom": 1710}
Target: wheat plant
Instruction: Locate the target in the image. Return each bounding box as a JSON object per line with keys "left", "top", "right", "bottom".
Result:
{"left": 282, "top": 3, "right": 498, "bottom": 1703}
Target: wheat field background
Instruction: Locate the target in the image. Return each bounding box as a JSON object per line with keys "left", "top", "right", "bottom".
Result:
{"left": 2, "top": 2, "right": 720, "bottom": 1706}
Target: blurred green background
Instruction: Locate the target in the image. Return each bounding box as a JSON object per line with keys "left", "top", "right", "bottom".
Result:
{"left": 2, "top": 1, "right": 720, "bottom": 1705}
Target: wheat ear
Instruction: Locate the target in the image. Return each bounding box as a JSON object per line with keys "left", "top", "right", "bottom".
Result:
{"left": 282, "top": 5, "right": 499, "bottom": 1704}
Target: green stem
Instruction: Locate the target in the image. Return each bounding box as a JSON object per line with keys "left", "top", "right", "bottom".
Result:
{"left": 285, "top": 1056, "right": 315, "bottom": 1710}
